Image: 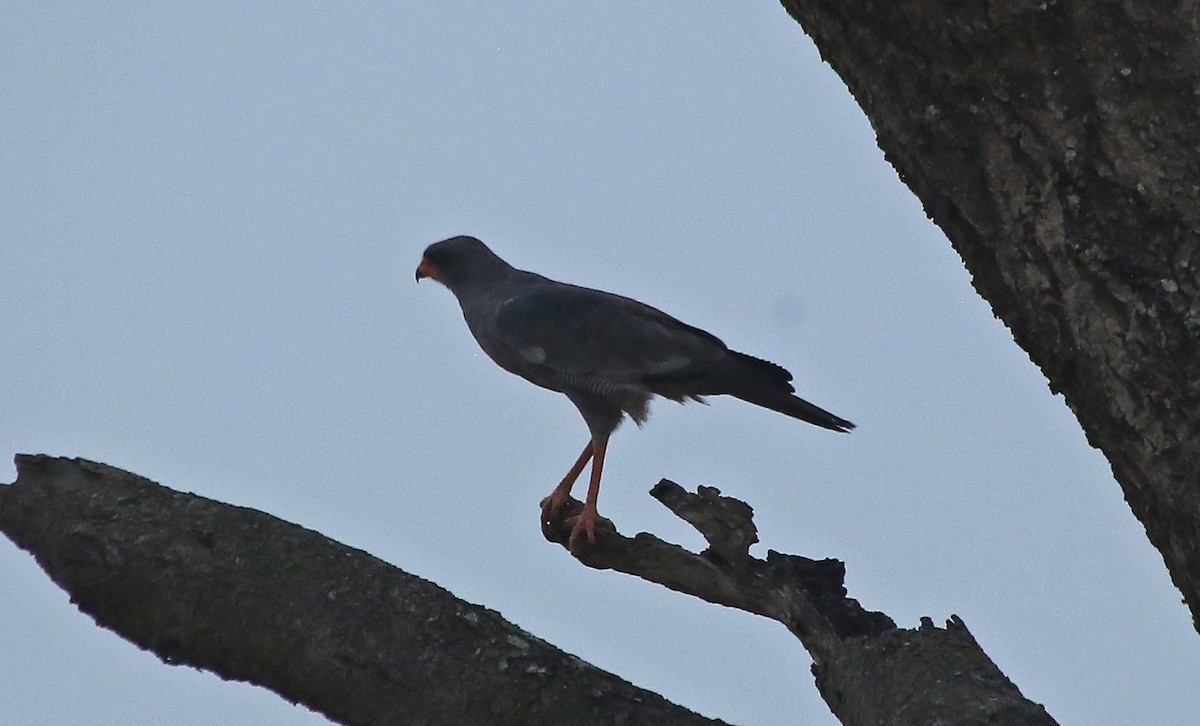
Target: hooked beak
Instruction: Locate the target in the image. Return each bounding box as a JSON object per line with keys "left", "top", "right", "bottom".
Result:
{"left": 415, "top": 257, "right": 438, "bottom": 282}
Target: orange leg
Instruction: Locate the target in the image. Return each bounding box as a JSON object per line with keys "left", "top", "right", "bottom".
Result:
{"left": 541, "top": 442, "right": 593, "bottom": 523}
{"left": 568, "top": 438, "right": 606, "bottom": 553}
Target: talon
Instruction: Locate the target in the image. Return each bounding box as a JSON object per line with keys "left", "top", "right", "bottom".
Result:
{"left": 566, "top": 506, "right": 599, "bottom": 554}
{"left": 538, "top": 439, "right": 607, "bottom": 553}
{"left": 540, "top": 493, "right": 566, "bottom": 523}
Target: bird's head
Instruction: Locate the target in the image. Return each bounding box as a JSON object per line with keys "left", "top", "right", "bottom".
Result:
{"left": 416, "top": 235, "right": 511, "bottom": 291}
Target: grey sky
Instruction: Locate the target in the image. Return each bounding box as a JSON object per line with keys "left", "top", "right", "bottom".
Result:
{"left": 3, "top": 3, "right": 1197, "bottom": 725}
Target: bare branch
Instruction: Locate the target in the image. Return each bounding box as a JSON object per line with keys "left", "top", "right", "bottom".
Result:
{"left": 544, "top": 483, "right": 1057, "bottom": 726}
{"left": 0, "top": 455, "right": 724, "bottom": 726}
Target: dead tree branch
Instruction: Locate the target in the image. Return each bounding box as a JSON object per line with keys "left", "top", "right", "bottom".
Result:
{"left": 2, "top": 454, "right": 1057, "bottom": 725}
{"left": 545, "top": 484, "right": 1056, "bottom": 726}
{"left": 0, "top": 455, "right": 723, "bottom": 726}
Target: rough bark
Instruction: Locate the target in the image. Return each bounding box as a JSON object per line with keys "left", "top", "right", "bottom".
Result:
{"left": 3, "top": 455, "right": 1055, "bottom": 725}
{"left": 0, "top": 455, "right": 723, "bottom": 726}
{"left": 777, "top": 1, "right": 1200, "bottom": 629}
{"left": 545, "top": 483, "right": 1056, "bottom": 725}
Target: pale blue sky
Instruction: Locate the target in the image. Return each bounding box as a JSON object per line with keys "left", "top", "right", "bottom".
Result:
{"left": 3, "top": 3, "right": 1197, "bottom": 725}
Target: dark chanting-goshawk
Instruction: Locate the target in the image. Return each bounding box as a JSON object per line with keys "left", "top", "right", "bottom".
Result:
{"left": 416, "top": 235, "right": 854, "bottom": 552}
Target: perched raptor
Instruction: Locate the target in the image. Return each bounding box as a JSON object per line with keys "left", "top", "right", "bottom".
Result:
{"left": 416, "top": 235, "right": 854, "bottom": 552}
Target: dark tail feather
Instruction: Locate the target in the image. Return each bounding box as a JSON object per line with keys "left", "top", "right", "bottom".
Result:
{"left": 728, "top": 385, "right": 855, "bottom": 432}
{"left": 642, "top": 349, "right": 855, "bottom": 432}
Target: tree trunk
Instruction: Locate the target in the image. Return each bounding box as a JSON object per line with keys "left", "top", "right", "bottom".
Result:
{"left": 778, "top": 0, "right": 1200, "bottom": 628}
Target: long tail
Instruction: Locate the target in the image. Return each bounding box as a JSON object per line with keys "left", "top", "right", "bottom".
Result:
{"left": 726, "top": 384, "right": 855, "bottom": 432}
{"left": 643, "top": 349, "right": 855, "bottom": 432}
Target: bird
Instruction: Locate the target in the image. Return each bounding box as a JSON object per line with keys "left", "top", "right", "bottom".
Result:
{"left": 416, "top": 235, "right": 854, "bottom": 553}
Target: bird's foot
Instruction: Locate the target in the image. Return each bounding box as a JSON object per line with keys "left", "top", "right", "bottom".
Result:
{"left": 566, "top": 507, "right": 598, "bottom": 554}
{"left": 540, "top": 492, "right": 579, "bottom": 543}
{"left": 540, "top": 490, "right": 572, "bottom": 524}
{"left": 539, "top": 495, "right": 605, "bottom": 554}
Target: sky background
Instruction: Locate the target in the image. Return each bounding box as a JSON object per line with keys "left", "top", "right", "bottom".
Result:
{"left": 2, "top": 3, "right": 1197, "bottom": 725}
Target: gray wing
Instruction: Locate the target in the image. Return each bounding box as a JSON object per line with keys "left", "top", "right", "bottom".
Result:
{"left": 492, "top": 281, "right": 728, "bottom": 394}
{"left": 488, "top": 277, "right": 853, "bottom": 432}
